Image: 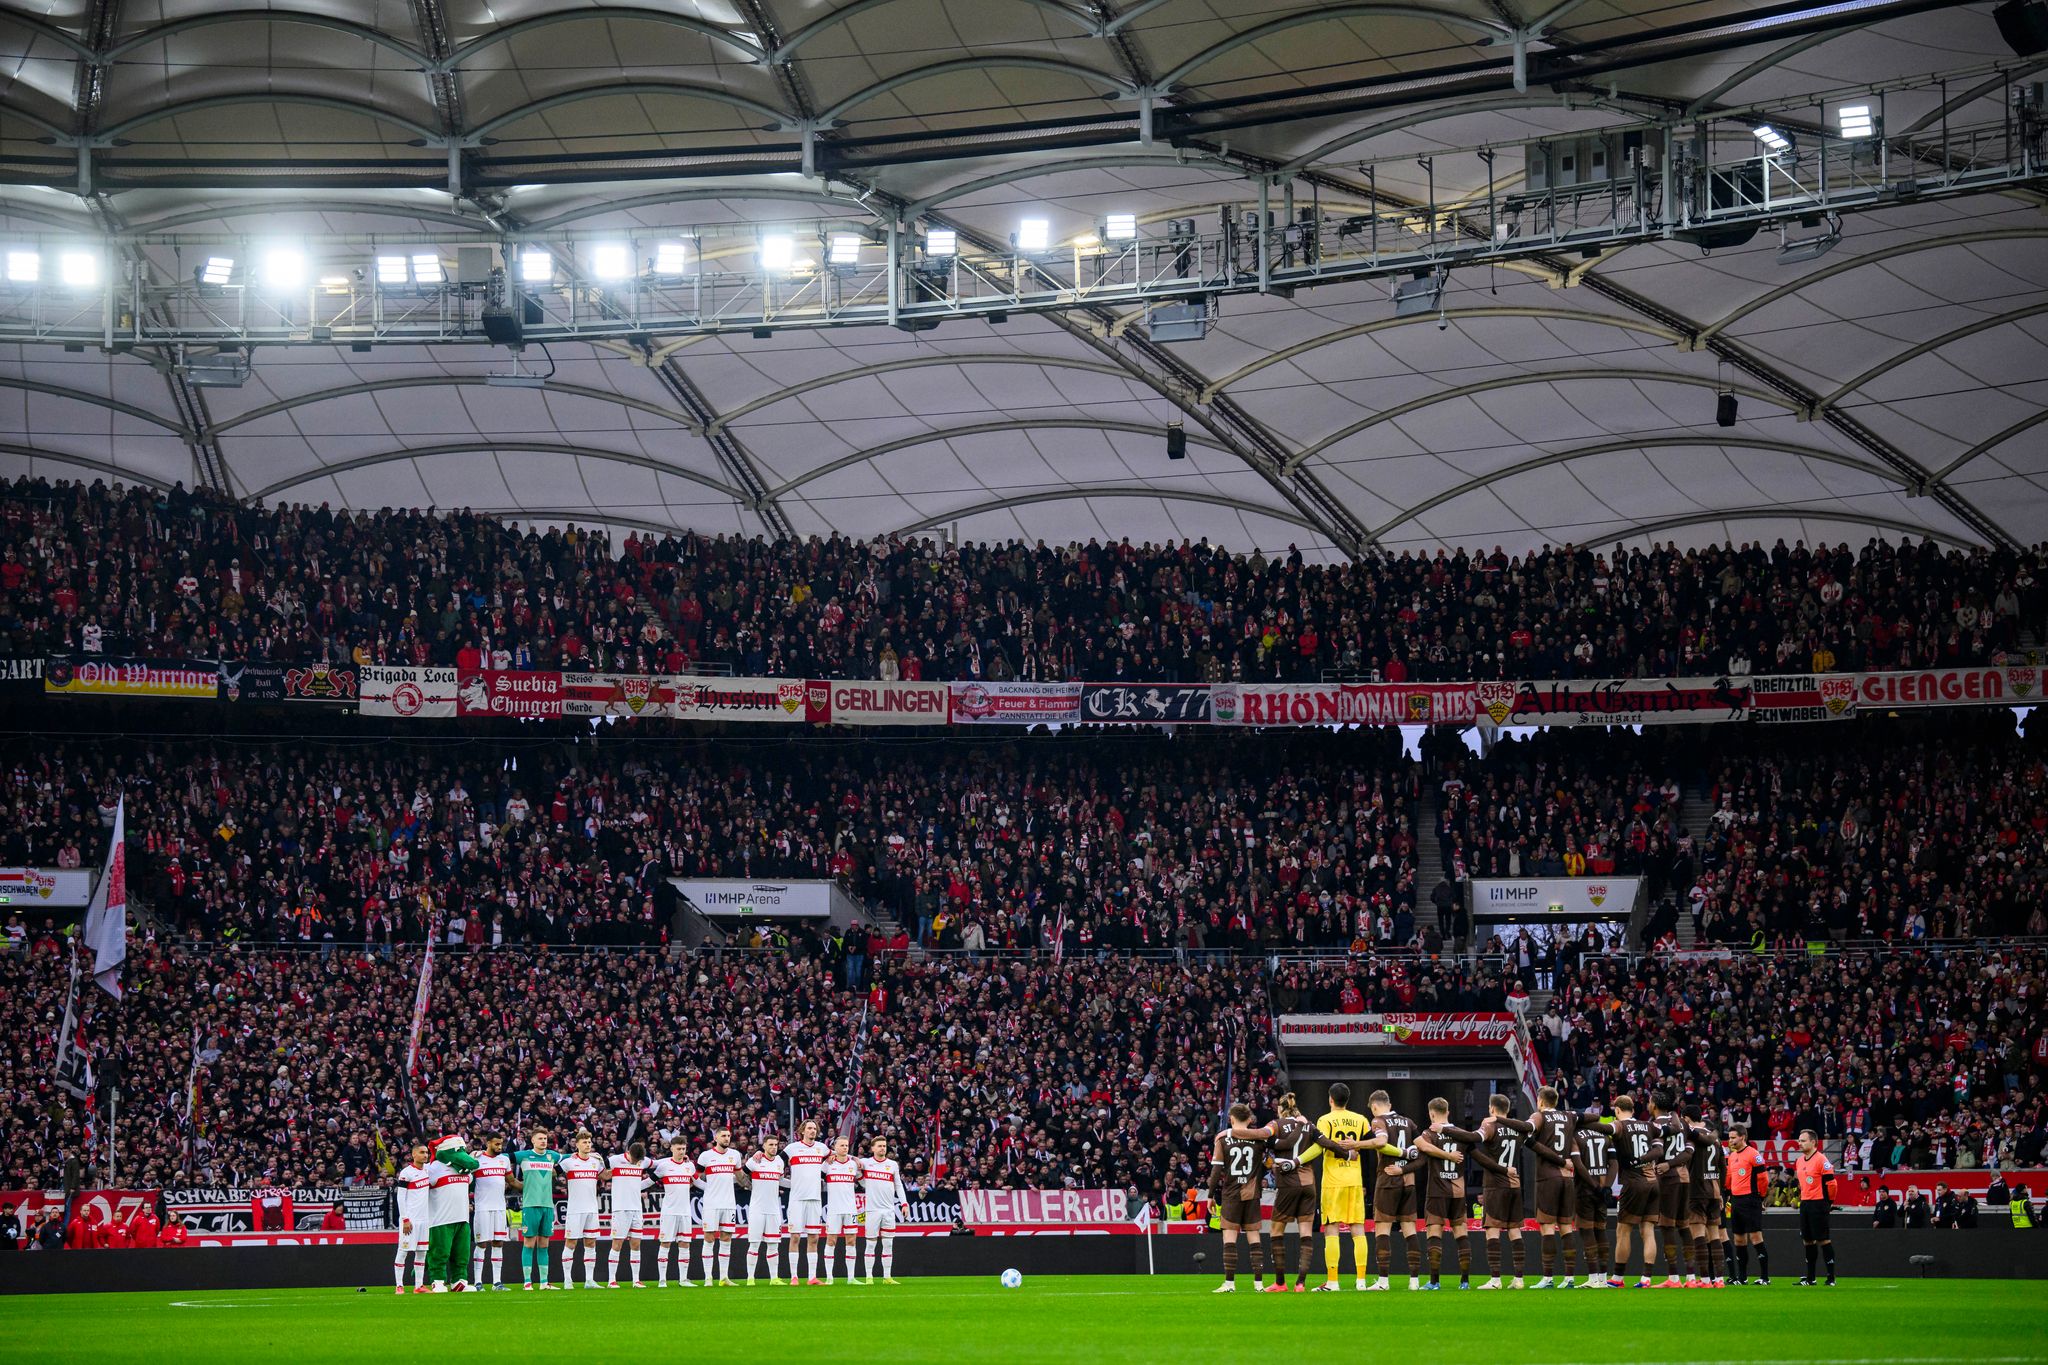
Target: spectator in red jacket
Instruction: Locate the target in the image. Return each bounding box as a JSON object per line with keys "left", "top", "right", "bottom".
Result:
{"left": 157, "top": 1217, "right": 190, "bottom": 1248}
{"left": 96, "top": 1217, "right": 130, "bottom": 1249}
{"left": 127, "top": 1207, "right": 160, "bottom": 1248}
{"left": 65, "top": 1205, "right": 99, "bottom": 1250}
{"left": 319, "top": 1204, "right": 346, "bottom": 1231}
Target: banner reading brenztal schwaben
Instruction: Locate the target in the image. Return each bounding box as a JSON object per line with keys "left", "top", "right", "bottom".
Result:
{"left": 44, "top": 656, "right": 220, "bottom": 699}
{"left": 0, "top": 867, "right": 95, "bottom": 908}
{"left": 669, "top": 878, "right": 833, "bottom": 917}
{"left": 1470, "top": 877, "right": 1640, "bottom": 918}
{"left": 1475, "top": 676, "right": 1749, "bottom": 727}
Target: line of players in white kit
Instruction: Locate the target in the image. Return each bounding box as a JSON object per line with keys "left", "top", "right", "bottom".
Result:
{"left": 393, "top": 1119, "right": 911, "bottom": 1293}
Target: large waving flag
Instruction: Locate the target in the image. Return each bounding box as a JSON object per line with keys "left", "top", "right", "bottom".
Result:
{"left": 82, "top": 796, "right": 127, "bottom": 999}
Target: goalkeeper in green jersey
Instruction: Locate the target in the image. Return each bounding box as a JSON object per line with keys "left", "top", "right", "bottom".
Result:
{"left": 512, "top": 1129, "right": 565, "bottom": 1290}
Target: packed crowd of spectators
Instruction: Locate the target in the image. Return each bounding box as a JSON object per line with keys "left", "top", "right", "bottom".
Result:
{"left": 2, "top": 730, "right": 1423, "bottom": 954}
{"left": 3, "top": 475, "right": 2043, "bottom": 683}
{"left": 1533, "top": 947, "right": 2048, "bottom": 1179}
{"left": 0, "top": 940, "right": 1274, "bottom": 1207}
{"left": 1685, "top": 716, "right": 2048, "bottom": 944}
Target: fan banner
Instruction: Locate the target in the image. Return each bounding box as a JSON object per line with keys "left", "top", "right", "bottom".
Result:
{"left": 220, "top": 661, "right": 358, "bottom": 705}
{"left": 0, "top": 867, "right": 95, "bottom": 907}
{"left": 803, "top": 679, "right": 949, "bottom": 726}
{"left": 42, "top": 656, "right": 220, "bottom": 700}
{"left": 665, "top": 677, "right": 808, "bottom": 723}
{"left": 1078, "top": 682, "right": 1213, "bottom": 724}
{"left": 948, "top": 680, "right": 1083, "bottom": 725}
{"left": 958, "top": 1188, "right": 1130, "bottom": 1227}
{"left": 1749, "top": 672, "right": 1858, "bottom": 724}
{"left": 1230, "top": 681, "right": 1478, "bottom": 726}
{"left": 359, "top": 666, "right": 458, "bottom": 719}
{"left": 1475, "top": 676, "right": 1751, "bottom": 727}
{"left": 0, "top": 1187, "right": 158, "bottom": 1229}
{"left": 1855, "top": 665, "right": 2035, "bottom": 709}
{"left": 1276, "top": 1012, "right": 1517, "bottom": 1047}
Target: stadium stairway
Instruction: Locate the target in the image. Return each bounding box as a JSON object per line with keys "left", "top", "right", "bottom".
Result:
{"left": 1414, "top": 786, "right": 1447, "bottom": 941}
{"left": 1671, "top": 782, "right": 1720, "bottom": 950}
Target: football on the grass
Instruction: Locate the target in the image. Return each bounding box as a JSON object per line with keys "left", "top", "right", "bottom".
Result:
{"left": 1000, "top": 1268, "right": 1023, "bottom": 1289}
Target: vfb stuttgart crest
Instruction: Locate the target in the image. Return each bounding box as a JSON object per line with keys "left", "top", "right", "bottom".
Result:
{"left": 1818, "top": 675, "right": 1856, "bottom": 717}
{"left": 1476, "top": 680, "right": 1515, "bottom": 726}
{"left": 2009, "top": 666, "right": 2038, "bottom": 699}
{"left": 614, "top": 676, "right": 654, "bottom": 715}
{"left": 777, "top": 681, "right": 806, "bottom": 714}
{"left": 1586, "top": 884, "right": 1608, "bottom": 907}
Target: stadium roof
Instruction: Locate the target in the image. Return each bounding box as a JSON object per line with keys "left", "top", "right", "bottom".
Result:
{"left": 0, "top": 0, "right": 2042, "bottom": 560}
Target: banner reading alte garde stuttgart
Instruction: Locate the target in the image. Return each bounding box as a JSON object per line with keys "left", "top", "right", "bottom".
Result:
{"left": 36, "top": 659, "right": 2043, "bottom": 728}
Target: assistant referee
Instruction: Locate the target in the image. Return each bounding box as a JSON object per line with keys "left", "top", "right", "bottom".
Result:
{"left": 1793, "top": 1129, "right": 1837, "bottom": 1286}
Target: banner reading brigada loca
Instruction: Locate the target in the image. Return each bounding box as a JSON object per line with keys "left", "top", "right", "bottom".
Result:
{"left": 1229, "top": 681, "right": 1477, "bottom": 726}
{"left": 1277, "top": 1012, "right": 1517, "bottom": 1048}
{"left": 1476, "top": 676, "right": 1750, "bottom": 727}
{"left": 949, "top": 680, "right": 1082, "bottom": 725}
{"left": 43, "top": 656, "right": 219, "bottom": 699}
{"left": 958, "top": 1188, "right": 1130, "bottom": 1228}
{"left": 360, "top": 665, "right": 459, "bottom": 718}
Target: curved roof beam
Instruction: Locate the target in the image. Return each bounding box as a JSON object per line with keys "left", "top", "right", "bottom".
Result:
{"left": 1201, "top": 307, "right": 1688, "bottom": 402}
{"left": 1681, "top": 25, "right": 1870, "bottom": 116}
{"left": 1279, "top": 93, "right": 1605, "bottom": 175}
{"left": 1157, "top": 6, "right": 1512, "bottom": 91}
{"left": 1900, "top": 58, "right": 2048, "bottom": 138}
{"left": 1590, "top": 506, "right": 1979, "bottom": 551}
{"left": 1369, "top": 435, "right": 1906, "bottom": 541}
{"left": 0, "top": 99, "right": 83, "bottom": 143}
{"left": 0, "top": 442, "right": 171, "bottom": 487}
{"left": 814, "top": 57, "right": 1139, "bottom": 127}
{"left": 1281, "top": 368, "right": 1804, "bottom": 473}
{"left": 893, "top": 486, "right": 1321, "bottom": 537}
{"left": 248, "top": 442, "right": 742, "bottom": 503}
{"left": 1696, "top": 227, "right": 2048, "bottom": 346}
{"left": 123, "top": 201, "right": 492, "bottom": 235}
{"left": 0, "top": 12, "right": 95, "bottom": 60}
{"left": 1816, "top": 299, "right": 2048, "bottom": 416}
{"left": 774, "top": 0, "right": 1096, "bottom": 63}
{"left": 905, "top": 151, "right": 1241, "bottom": 218}
{"left": 469, "top": 83, "right": 795, "bottom": 140}
{"left": 103, "top": 13, "right": 428, "bottom": 66}
{"left": 1931, "top": 408, "right": 2048, "bottom": 481}
{"left": 769, "top": 418, "right": 1234, "bottom": 499}
{"left": 521, "top": 185, "right": 879, "bottom": 234}
{"left": 0, "top": 377, "right": 190, "bottom": 434}
{"left": 209, "top": 375, "right": 703, "bottom": 437}
{"left": 452, "top": 9, "right": 763, "bottom": 68}
{"left": 99, "top": 95, "right": 445, "bottom": 145}
{"left": 0, "top": 197, "right": 96, "bottom": 231}
{"left": 707, "top": 353, "right": 1138, "bottom": 434}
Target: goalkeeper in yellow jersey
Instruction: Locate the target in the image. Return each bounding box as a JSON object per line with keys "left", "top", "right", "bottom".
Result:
{"left": 1312, "top": 1083, "right": 1383, "bottom": 1290}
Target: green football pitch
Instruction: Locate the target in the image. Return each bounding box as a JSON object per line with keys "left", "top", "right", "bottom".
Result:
{"left": 4, "top": 1277, "right": 2042, "bottom": 1364}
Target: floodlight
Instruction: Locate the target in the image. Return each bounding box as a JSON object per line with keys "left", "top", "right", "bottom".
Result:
{"left": 1755, "top": 125, "right": 1790, "bottom": 153}
{"left": 592, "top": 243, "right": 630, "bottom": 280}
{"left": 1015, "top": 218, "right": 1050, "bottom": 252}
{"left": 924, "top": 228, "right": 957, "bottom": 258}
{"left": 828, "top": 233, "right": 862, "bottom": 266}
{"left": 5, "top": 251, "right": 37, "bottom": 283}
{"left": 376, "top": 255, "right": 409, "bottom": 285}
{"left": 199, "top": 256, "right": 236, "bottom": 287}
{"left": 411, "top": 253, "right": 445, "bottom": 284}
{"left": 519, "top": 248, "right": 553, "bottom": 284}
{"left": 1838, "top": 104, "right": 1875, "bottom": 138}
{"left": 1778, "top": 214, "right": 1843, "bottom": 265}
{"left": 1103, "top": 212, "right": 1137, "bottom": 241}
{"left": 58, "top": 253, "right": 96, "bottom": 290}
{"left": 1390, "top": 266, "right": 1446, "bottom": 318}
{"left": 261, "top": 247, "right": 305, "bottom": 290}
{"left": 759, "top": 233, "right": 795, "bottom": 272}
{"left": 653, "top": 241, "right": 689, "bottom": 275}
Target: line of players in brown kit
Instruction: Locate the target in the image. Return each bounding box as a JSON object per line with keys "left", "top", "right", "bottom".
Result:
{"left": 1212, "top": 1084, "right": 1795, "bottom": 1291}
